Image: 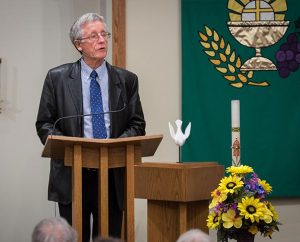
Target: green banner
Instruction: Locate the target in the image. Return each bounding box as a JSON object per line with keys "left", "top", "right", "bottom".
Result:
{"left": 182, "top": 0, "right": 300, "bottom": 196}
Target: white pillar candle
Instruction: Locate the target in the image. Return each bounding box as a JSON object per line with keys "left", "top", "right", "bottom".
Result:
{"left": 231, "top": 100, "right": 241, "bottom": 166}
{"left": 231, "top": 100, "right": 240, "bottom": 127}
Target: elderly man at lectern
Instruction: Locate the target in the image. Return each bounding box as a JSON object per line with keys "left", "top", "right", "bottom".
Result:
{"left": 35, "top": 13, "right": 146, "bottom": 242}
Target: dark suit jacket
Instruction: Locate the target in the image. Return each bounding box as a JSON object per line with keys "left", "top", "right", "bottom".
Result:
{"left": 36, "top": 60, "right": 146, "bottom": 209}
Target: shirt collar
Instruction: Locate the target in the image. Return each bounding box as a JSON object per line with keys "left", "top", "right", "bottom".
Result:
{"left": 80, "top": 58, "right": 107, "bottom": 80}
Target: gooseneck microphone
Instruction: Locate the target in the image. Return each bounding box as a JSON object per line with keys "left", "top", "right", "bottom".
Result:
{"left": 48, "top": 104, "right": 127, "bottom": 160}
{"left": 50, "top": 104, "right": 127, "bottom": 137}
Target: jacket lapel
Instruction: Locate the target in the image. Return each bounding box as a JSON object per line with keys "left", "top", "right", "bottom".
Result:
{"left": 106, "top": 62, "right": 122, "bottom": 111}
{"left": 67, "top": 60, "right": 83, "bottom": 115}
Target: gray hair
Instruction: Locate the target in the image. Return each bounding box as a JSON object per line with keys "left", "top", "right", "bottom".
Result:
{"left": 176, "top": 229, "right": 211, "bottom": 242}
{"left": 32, "top": 217, "right": 77, "bottom": 242}
{"left": 69, "top": 13, "right": 107, "bottom": 43}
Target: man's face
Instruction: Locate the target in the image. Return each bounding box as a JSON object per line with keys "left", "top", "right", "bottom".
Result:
{"left": 76, "top": 21, "right": 108, "bottom": 64}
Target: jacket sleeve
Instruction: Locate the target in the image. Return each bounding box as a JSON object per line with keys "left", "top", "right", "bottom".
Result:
{"left": 35, "top": 71, "right": 63, "bottom": 145}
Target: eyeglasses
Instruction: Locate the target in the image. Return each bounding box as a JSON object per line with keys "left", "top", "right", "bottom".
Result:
{"left": 78, "top": 31, "right": 111, "bottom": 42}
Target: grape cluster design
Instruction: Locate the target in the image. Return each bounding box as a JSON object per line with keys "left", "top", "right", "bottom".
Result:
{"left": 275, "top": 33, "right": 300, "bottom": 78}
{"left": 275, "top": 18, "right": 300, "bottom": 78}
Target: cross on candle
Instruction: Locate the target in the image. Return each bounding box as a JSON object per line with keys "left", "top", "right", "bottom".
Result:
{"left": 231, "top": 100, "right": 241, "bottom": 166}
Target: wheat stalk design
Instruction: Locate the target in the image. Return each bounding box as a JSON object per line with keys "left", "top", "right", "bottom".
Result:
{"left": 198, "top": 26, "right": 269, "bottom": 88}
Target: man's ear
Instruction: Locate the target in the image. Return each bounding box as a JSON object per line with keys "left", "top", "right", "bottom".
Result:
{"left": 74, "top": 41, "right": 82, "bottom": 51}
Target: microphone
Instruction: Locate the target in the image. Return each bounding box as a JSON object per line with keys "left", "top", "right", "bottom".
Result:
{"left": 47, "top": 104, "right": 126, "bottom": 160}
{"left": 50, "top": 104, "right": 126, "bottom": 137}
{"left": 78, "top": 46, "right": 107, "bottom": 59}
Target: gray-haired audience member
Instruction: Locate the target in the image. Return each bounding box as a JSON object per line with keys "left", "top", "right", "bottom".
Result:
{"left": 32, "top": 217, "right": 77, "bottom": 242}
{"left": 176, "top": 229, "right": 211, "bottom": 242}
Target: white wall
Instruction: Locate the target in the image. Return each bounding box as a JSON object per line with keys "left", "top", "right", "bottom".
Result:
{"left": 0, "top": 1, "right": 75, "bottom": 241}
{"left": 0, "top": 0, "right": 299, "bottom": 242}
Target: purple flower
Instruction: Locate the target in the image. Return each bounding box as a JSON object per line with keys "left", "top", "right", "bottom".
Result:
{"left": 229, "top": 203, "right": 238, "bottom": 213}
{"left": 244, "top": 173, "right": 259, "bottom": 192}
{"left": 213, "top": 202, "right": 224, "bottom": 213}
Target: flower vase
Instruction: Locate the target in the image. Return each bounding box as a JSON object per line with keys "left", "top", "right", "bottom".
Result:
{"left": 236, "top": 230, "right": 255, "bottom": 242}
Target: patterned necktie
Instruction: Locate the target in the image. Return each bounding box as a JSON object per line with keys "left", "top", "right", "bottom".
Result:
{"left": 90, "top": 70, "right": 107, "bottom": 139}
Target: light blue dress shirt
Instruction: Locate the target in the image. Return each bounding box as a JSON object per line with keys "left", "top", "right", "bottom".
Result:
{"left": 81, "top": 59, "right": 110, "bottom": 138}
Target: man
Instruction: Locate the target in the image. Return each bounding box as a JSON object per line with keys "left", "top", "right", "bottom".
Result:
{"left": 36, "top": 13, "right": 146, "bottom": 241}
{"left": 32, "top": 217, "right": 77, "bottom": 242}
{"left": 176, "top": 229, "right": 211, "bottom": 242}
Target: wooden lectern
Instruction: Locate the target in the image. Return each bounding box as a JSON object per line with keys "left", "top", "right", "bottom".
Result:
{"left": 42, "top": 134, "right": 163, "bottom": 242}
{"left": 135, "top": 162, "right": 224, "bottom": 242}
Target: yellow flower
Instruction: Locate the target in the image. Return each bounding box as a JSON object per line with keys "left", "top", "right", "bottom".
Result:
{"left": 209, "top": 189, "right": 227, "bottom": 208}
{"left": 262, "top": 206, "right": 273, "bottom": 224}
{"left": 226, "top": 165, "right": 253, "bottom": 175}
{"left": 219, "top": 175, "right": 244, "bottom": 194}
{"left": 238, "top": 196, "right": 265, "bottom": 223}
{"left": 267, "top": 202, "right": 279, "bottom": 222}
{"left": 207, "top": 211, "right": 220, "bottom": 229}
{"left": 221, "top": 209, "right": 242, "bottom": 229}
{"left": 211, "top": 188, "right": 218, "bottom": 198}
{"left": 258, "top": 179, "right": 272, "bottom": 193}
{"left": 249, "top": 225, "right": 258, "bottom": 235}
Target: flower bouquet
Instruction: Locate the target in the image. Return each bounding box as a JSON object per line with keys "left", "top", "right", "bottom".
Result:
{"left": 207, "top": 165, "right": 280, "bottom": 242}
